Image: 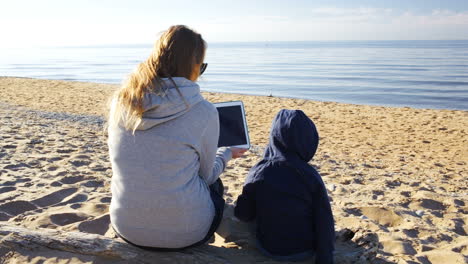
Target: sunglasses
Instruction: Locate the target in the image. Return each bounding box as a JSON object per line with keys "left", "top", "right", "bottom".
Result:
{"left": 200, "top": 63, "right": 208, "bottom": 76}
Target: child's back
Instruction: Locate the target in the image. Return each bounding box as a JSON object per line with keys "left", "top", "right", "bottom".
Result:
{"left": 234, "top": 109, "right": 335, "bottom": 264}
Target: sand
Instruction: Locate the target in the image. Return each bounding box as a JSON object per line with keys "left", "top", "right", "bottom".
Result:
{"left": 0, "top": 77, "right": 466, "bottom": 264}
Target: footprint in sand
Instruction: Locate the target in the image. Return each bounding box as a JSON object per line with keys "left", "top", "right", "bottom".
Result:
{"left": 82, "top": 180, "right": 104, "bottom": 188}
{"left": 78, "top": 214, "right": 110, "bottom": 235}
{"left": 46, "top": 165, "right": 59, "bottom": 171}
{"left": 50, "top": 212, "right": 89, "bottom": 226}
{"left": 409, "top": 198, "right": 447, "bottom": 212}
{"left": 79, "top": 203, "right": 109, "bottom": 215}
{"left": 380, "top": 240, "right": 417, "bottom": 255}
{"left": 56, "top": 148, "right": 75, "bottom": 154}
{"left": 56, "top": 194, "right": 88, "bottom": 207}
{"left": 418, "top": 199, "right": 447, "bottom": 211}
{"left": 385, "top": 180, "right": 401, "bottom": 188}
{"left": 73, "top": 154, "right": 92, "bottom": 159}
{"left": 27, "top": 139, "right": 43, "bottom": 145}
{"left": 0, "top": 187, "right": 16, "bottom": 194}
{"left": 400, "top": 191, "right": 411, "bottom": 198}
{"left": 90, "top": 165, "right": 108, "bottom": 172}
{"left": 453, "top": 199, "right": 465, "bottom": 207}
{"left": 69, "top": 159, "right": 91, "bottom": 167}
{"left": 70, "top": 204, "right": 82, "bottom": 209}
{"left": 100, "top": 197, "right": 111, "bottom": 203}
{"left": 47, "top": 156, "right": 65, "bottom": 162}
{"left": 3, "top": 163, "right": 30, "bottom": 171}
{"left": 0, "top": 200, "right": 38, "bottom": 216}
{"left": 60, "top": 175, "right": 88, "bottom": 184}
{"left": 0, "top": 212, "right": 10, "bottom": 221}
{"left": 451, "top": 218, "right": 466, "bottom": 236}
{"left": 402, "top": 229, "right": 419, "bottom": 238}
{"left": 359, "top": 207, "right": 404, "bottom": 227}
{"left": 2, "top": 178, "right": 31, "bottom": 186}
{"left": 31, "top": 188, "right": 78, "bottom": 207}
{"left": 50, "top": 181, "right": 63, "bottom": 187}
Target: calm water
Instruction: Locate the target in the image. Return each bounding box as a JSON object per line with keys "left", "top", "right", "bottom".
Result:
{"left": 1, "top": 41, "right": 467, "bottom": 110}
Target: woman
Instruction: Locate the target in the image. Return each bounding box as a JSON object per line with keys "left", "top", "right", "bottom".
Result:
{"left": 107, "top": 25, "right": 245, "bottom": 249}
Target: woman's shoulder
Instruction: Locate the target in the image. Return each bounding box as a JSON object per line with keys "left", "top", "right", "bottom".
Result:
{"left": 190, "top": 99, "right": 218, "bottom": 117}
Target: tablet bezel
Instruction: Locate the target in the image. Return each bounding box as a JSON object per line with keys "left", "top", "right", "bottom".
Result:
{"left": 214, "top": 101, "right": 251, "bottom": 149}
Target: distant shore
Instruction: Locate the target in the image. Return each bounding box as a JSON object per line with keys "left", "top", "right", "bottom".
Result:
{"left": 0, "top": 77, "right": 467, "bottom": 263}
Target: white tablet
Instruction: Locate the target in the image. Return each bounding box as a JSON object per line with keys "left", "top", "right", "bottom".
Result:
{"left": 214, "top": 101, "right": 251, "bottom": 149}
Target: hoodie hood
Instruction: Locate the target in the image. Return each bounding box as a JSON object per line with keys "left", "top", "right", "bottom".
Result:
{"left": 136, "top": 77, "right": 204, "bottom": 130}
{"left": 264, "top": 109, "right": 319, "bottom": 162}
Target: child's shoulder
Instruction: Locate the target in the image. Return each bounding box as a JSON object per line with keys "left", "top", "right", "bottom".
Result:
{"left": 254, "top": 159, "right": 290, "bottom": 172}
{"left": 247, "top": 159, "right": 288, "bottom": 180}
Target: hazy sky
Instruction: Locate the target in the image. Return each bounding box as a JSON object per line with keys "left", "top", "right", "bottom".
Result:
{"left": 2, "top": 0, "right": 468, "bottom": 47}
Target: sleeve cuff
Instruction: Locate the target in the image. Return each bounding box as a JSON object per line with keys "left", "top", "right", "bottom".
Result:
{"left": 216, "top": 147, "right": 233, "bottom": 170}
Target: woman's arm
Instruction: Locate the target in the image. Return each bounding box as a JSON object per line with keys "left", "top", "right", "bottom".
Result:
{"left": 198, "top": 110, "right": 232, "bottom": 185}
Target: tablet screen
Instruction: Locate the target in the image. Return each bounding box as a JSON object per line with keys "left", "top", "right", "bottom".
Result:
{"left": 216, "top": 105, "right": 249, "bottom": 148}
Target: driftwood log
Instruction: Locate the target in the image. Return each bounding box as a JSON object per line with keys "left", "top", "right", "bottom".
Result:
{"left": 0, "top": 223, "right": 372, "bottom": 263}
{"left": 0, "top": 223, "right": 229, "bottom": 264}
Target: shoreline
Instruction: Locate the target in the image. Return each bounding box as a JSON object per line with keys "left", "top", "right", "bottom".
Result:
{"left": 0, "top": 77, "right": 467, "bottom": 263}
{"left": 2, "top": 76, "right": 467, "bottom": 112}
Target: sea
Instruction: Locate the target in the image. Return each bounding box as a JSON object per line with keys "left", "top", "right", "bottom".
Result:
{"left": 1, "top": 40, "right": 467, "bottom": 110}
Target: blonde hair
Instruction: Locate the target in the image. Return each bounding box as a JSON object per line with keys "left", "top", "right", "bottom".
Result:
{"left": 109, "top": 25, "right": 206, "bottom": 131}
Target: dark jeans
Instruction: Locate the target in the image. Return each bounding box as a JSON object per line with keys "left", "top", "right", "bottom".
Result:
{"left": 115, "top": 178, "right": 225, "bottom": 251}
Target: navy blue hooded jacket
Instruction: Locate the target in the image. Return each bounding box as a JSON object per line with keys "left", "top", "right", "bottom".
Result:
{"left": 234, "top": 109, "right": 335, "bottom": 264}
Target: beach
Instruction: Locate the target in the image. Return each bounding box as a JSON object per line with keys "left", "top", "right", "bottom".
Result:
{"left": 0, "top": 77, "right": 466, "bottom": 263}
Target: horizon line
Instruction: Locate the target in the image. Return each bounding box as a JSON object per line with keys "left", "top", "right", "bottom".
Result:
{"left": 12, "top": 39, "right": 468, "bottom": 49}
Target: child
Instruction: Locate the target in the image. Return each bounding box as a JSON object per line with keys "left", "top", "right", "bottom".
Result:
{"left": 234, "top": 109, "right": 335, "bottom": 263}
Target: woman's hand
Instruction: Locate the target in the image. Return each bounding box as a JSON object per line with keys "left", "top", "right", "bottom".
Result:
{"left": 230, "top": 147, "right": 248, "bottom": 159}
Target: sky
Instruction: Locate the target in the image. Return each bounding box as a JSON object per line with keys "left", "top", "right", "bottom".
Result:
{"left": 2, "top": 0, "right": 468, "bottom": 47}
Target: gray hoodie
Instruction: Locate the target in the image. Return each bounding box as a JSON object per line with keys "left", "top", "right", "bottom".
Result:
{"left": 108, "top": 77, "right": 232, "bottom": 248}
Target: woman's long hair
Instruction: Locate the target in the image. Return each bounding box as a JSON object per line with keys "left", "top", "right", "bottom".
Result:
{"left": 109, "top": 25, "right": 206, "bottom": 131}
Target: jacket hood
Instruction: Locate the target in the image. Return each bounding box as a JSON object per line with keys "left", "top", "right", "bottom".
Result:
{"left": 136, "top": 77, "right": 204, "bottom": 130}
{"left": 264, "top": 109, "right": 319, "bottom": 162}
